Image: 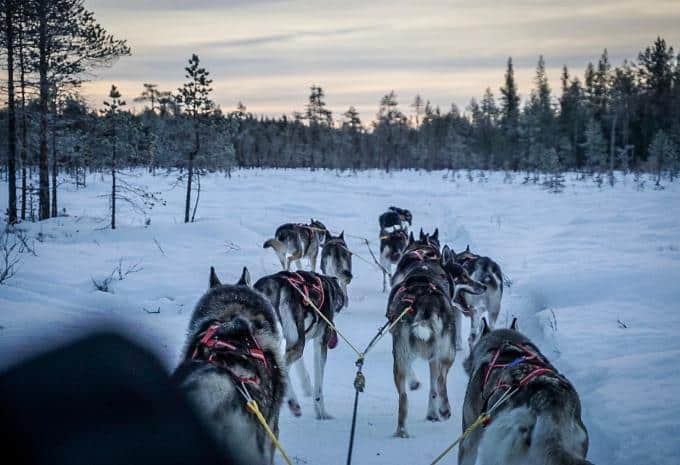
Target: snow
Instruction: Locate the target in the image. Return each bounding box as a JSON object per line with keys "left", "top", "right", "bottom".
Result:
{"left": 1, "top": 169, "right": 679, "bottom": 465}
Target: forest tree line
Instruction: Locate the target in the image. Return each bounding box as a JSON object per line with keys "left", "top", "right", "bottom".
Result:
{"left": 2, "top": 0, "right": 680, "bottom": 225}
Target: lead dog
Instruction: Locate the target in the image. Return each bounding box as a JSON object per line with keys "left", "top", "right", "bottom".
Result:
{"left": 263, "top": 219, "right": 327, "bottom": 271}
{"left": 320, "top": 230, "right": 353, "bottom": 301}
{"left": 459, "top": 319, "right": 592, "bottom": 465}
{"left": 379, "top": 207, "right": 412, "bottom": 291}
{"left": 455, "top": 245, "right": 504, "bottom": 349}
{"left": 254, "top": 270, "right": 346, "bottom": 419}
{"left": 173, "top": 267, "right": 286, "bottom": 465}
{"left": 386, "top": 237, "right": 485, "bottom": 438}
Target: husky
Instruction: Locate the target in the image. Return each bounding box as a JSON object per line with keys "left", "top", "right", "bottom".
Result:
{"left": 263, "top": 219, "right": 327, "bottom": 272}
{"left": 459, "top": 319, "right": 592, "bottom": 465}
{"left": 390, "top": 228, "right": 442, "bottom": 288}
{"left": 455, "top": 245, "right": 504, "bottom": 349}
{"left": 379, "top": 206, "right": 412, "bottom": 232}
{"left": 254, "top": 270, "right": 346, "bottom": 420}
{"left": 320, "top": 230, "right": 353, "bottom": 301}
{"left": 379, "top": 207, "right": 412, "bottom": 291}
{"left": 386, "top": 241, "right": 485, "bottom": 438}
{"left": 173, "top": 267, "right": 286, "bottom": 465}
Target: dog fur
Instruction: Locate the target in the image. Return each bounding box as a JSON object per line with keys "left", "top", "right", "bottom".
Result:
{"left": 320, "top": 230, "right": 353, "bottom": 302}
{"left": 263, "top": 219, "right": 327, "bottom": 272}
{"left": 455, "top": 245, "right": 504, "bottom": 350}
{"left": 386, "top": 231, "right": 485, "bottom": 438}
{"left": 459, "top": 321, "right": 592, "bottom": 465}
{"left": 379, "top": 207, "right": 412, "bottom": 291}
{"left": 254, "top": 270, "right": 346, "bottom": 420}
{"left": 173, "top": 267, "right": 286, "bottom": 465}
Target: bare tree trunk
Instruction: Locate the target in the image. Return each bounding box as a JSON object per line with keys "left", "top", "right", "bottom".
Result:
{"left": 609, "top": 112, "right": 617, "bottom": 187}
{"left": 17, "top": 0, "right": 27, "bottom": 221}
{"left": 111, "top": 134, "right": 116, "bottom": 229}
{"left": 37, "top": 0, "right": 50, "bottom": 220}
{"left": 51, "top": 116, "right": 58, "bottom": 217}
{"left": 191, "top": 171, "right": 200, "bottom": 223}
{"left": 184, "top": 120, "right": 198, "bottom": 223}
{"left": 4, "top": 0, "right": 18, "bottom": 224}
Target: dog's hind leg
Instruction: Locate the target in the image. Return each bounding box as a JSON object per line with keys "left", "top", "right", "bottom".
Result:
{"left": 295, "top": 357, "right": 313, "bottom": 397}
{"left": 426, "top": 360, "right": 442, "bottom": 421}
{"left": 284, "top": 337, "right": 305, "bottom": 417}
{"left": 392, "top": 334, "right": 411, "bottom": 438}
{"left": 437, "top": 355, "right": 454, "bottom": 420}
{"left": 312, "top": 335, "right": 332, "bottom": 420}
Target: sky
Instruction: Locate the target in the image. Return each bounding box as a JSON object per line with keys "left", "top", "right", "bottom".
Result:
{"left": 82, "top": 0, "right": 680, "bottom": 123}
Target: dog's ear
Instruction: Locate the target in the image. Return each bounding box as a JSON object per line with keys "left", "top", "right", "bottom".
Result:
{"left": 419, "top": 228, "right": 424, "bottom": 240}
{"left": 465, "top": 244, "right": 470, "bottom": 253}
{"left": 442, "top": 245, "right": 453, "bottom": 265}
{"left": 209, "top": 266, "right": 221, "bottom": 288}
{"left": 510, "top": 317, "right": 519, "bottom": 331}
{"left": 339, "top": 230, "right": 344, "bottom": 240}
{"left": 480, "top": 317, "right": 491, "bottom": 337}
{"left": 237, "top": 266, "right": 251, "bottom": 287}
{"left": 409, "top": 231, "right": 414, "bottom": 244}
{"left": 325, "top": 230, "right": 332, "bottom": 241}
{"left": 432, "top": 228, "right": 439, "bottom": 241}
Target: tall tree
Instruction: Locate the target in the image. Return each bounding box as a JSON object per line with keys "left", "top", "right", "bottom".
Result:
{"left": 2, "top": 0, "right": 18, "bottom": 223}
{"left": 499, "top": 57, "right": 521, "bottom": 167}
{"left": 101, "top": 85, "right": 124, "bottom": 229}
{"left": 176, "top": 53, "right": 213, "bottom": 223}
{"left": 26, "top": 0, "right": 130, "bottom": 220}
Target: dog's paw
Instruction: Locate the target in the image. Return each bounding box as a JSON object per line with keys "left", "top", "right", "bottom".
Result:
{"left": 287, "top": 399, "right": 302, "bottom": 417}
{"left": 409, "top": 380, "right": 421, "bottom": 391}
{"left": 439, "top": 407, "right": 451, "bottom": 420}
{"left": 426, "top": 413, "right": 441, "bottom": 422}
{"left": 393, "top": 428, "right": 410, "bottom": 438}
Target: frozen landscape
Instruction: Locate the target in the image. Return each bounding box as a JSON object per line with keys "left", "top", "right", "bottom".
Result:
{"left": 1, "top": 169, "right": 679, "bottom": 465}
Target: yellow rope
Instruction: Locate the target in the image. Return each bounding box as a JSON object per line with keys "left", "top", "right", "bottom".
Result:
{"left": 291, "top": 285, "right": 364, "bottom": 358}
{"left": 245, "top": 399, "right": 295, "bottom": 465}
{"left": 428, "top": 413, "right": 490, "bottom": 465}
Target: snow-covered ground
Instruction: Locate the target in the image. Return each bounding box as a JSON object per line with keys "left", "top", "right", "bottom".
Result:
{"left": 1, "top": 169, "right": 679, "bottom": 465}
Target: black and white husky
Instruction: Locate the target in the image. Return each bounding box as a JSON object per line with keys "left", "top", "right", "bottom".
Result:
{"left": 263, "top": 219, "right": 327, "bottom": 272}
{"left": 386, "top": 234, "right": 485, "bottom": 438}
{"left": 460, "top": 319, "right": 592, "bottom": 465}
{"left": 455, "top": 245, "right": 504, "bottom": 349}
{"left": 320, "top": 230, "right": 353, "bottom": 300}
{"left": 254, "top": 270, "right": 346, "bottom": 419}
{"left": 379, "top": 207, "right": 412, "bottom": 291}
{"left": 173, "top": 267, "right": 286, "bottom": 465}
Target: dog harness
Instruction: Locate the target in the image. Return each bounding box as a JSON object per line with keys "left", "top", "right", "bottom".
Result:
{"left": 481, "top": 342, "right": 556, "bottom": 413}
{"left": 387, "top": 278, "right": 449, "bottom": 321}
{"left": 404, "top": 244, "right": 441, "bottom": 262}
{"left": 284, "top": 272, "right": 338, "bottom": 349}
{"left": 191, "top": 322, "right": 269, "bottom": 387}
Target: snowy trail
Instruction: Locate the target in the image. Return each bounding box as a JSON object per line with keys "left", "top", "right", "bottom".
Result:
{"left": 1, "top": 169, "right": 679, "bottom": 465}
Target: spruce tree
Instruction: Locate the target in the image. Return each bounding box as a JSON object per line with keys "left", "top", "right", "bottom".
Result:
{"left": 177, "top": 54, "right": 213, "bottom": 223}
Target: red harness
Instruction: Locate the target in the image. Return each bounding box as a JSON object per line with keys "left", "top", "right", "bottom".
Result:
{"left": 388, "top": 280, "right": 447, "bottom": 321}
{"left": 191, "top": 323, "right": 268, "bottom": 387}
{"left": 482, "top": 343, "right": 555, "bottom": 406}
{"left": 406, "top": 245, "right": 441, "bottom": 262}
{"left": 285, "top": 272, "right": 325, "bottom": 310}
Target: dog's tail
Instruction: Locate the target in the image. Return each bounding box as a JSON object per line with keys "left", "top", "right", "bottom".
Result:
{"left": 477, "top": 407, "right": 593, "bottom": 465}
{"left": 263, "top": 238, "right": 285, "bottom": 253}
{"left": 532, "top": 412, "right": 594, "bottom": 465}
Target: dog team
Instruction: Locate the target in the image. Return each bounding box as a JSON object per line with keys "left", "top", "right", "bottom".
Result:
{"left": 172, "top": 207, "right": 593, "bottom": 465}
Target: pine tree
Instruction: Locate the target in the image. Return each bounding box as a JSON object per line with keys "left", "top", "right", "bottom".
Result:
{"left": 582, "top": 117, "right": 607, "bottom": 179}
{"left": 102, "top": 85, "right": 125, "bottom": 229}
{"left": 24, "top": 0, "right": 130, "bottom": 220}
{"left": 499, "top": 57, "right": 521, "bottom": 162}
{"left": 177, "top": 54, "right": 213, "bottom": 223}
{"left": 648, "top": 129, "right": 678, "bottom": 187}
{"left": 2, "top": 0, "right": 18, "bottom": 223}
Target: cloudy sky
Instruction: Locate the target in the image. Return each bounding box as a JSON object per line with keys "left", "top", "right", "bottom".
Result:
{"left": 83, "top": 0, "right": 680, "bottom": 122}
